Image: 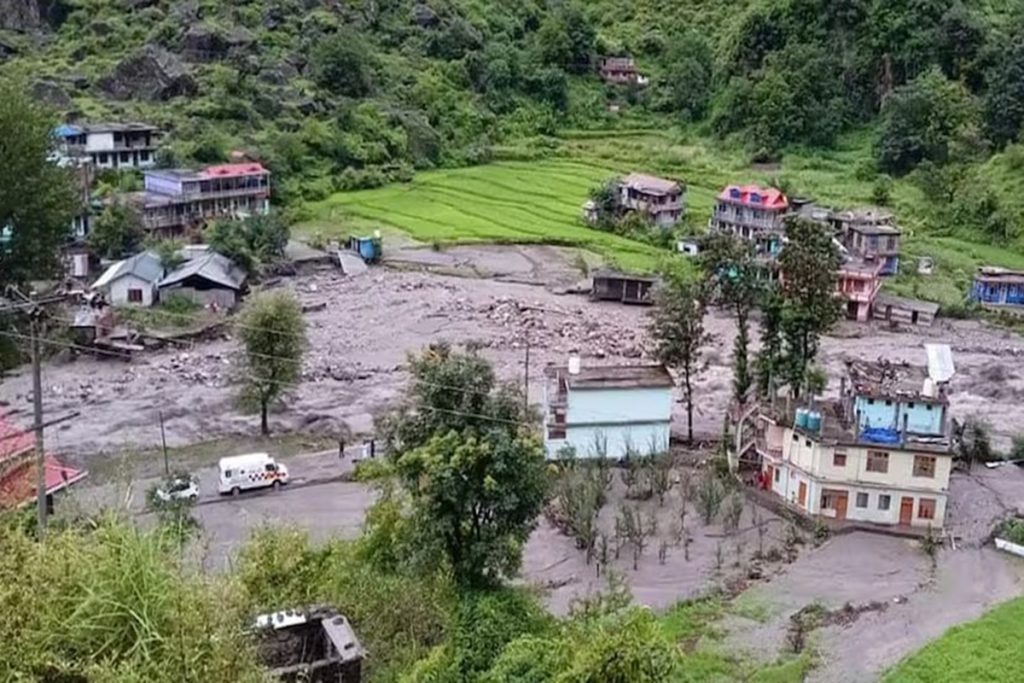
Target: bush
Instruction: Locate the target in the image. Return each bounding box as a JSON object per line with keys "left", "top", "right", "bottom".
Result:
{"left": 998, "top": 518, "right": 1024, "bottom": 545}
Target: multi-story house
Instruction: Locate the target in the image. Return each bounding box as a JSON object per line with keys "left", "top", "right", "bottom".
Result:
{"left": 133, "top": 162, "right": 271, "bottom": 236}
{"left": 709, "top": 185, "right": 789, "bottom": 255}
{"left": 53, "top": 122, "right": 161, "bottom": 170}
{"left": 837, "top": 256, "right": 884, "bottom": 322}
{"left": 832, "top": 208, "right": 902, "bottom": 276}
{"left": 598, "top": 57, "right": 649, "bottom": 86}
{"left": 754, "top": 349, "right": 954, "bottom": 529}
{"left": 617, "top": 173, "right": 685, "bottom": 229}
{"left": 543, "top": 361, "right": 673, "bottom": 460}
{"left": 971, "top": 267, "right": 1024, "bottom": 315}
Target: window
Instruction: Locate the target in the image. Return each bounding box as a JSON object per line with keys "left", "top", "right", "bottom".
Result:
{"left": 140, "top": 150, "right": 150, "bottom": 161}
{"left": 918, "top": 498, "right": 936, "bottom": 520}
{"left": 868, "top": 398, "right": 875, "bottom": 405}
{"left": 878, "top": 494, "right": 891, "bottom": 510}
{"left": 913, "top": 456, "right": 936, "bottom": 478}
{"left": 908, "top": 403, "right": 915, "bottom": 409}
{"left": 856, "top": 492, "right": 869, "bottom": 508}
{"left": 98, "top": 152, "right": 108, "bottom": 163}
{"left": 867, "top": 451, "right": 889, "bottom": 473}
{"left": 885, "top": 400, "right": 893, "bottom": 406}
{"left": 805, "top": 439, "right": 812, "bottom": 447}
{"left": 774, "top": 468, "right": 780, "bottom": 483}
{"left": 792, "top": 433, "right": 799, "bottom": 442}
{"left": 127, "top": 288, "right": 143, "bottom": 303}
{"left": 926, "top": 404, "right": 933, "bottom": 411}
{"left": 833, "top": 452, "right": 847, "bottom": 467}
{"left": 120, "top": 152, "right": 130, "bottom": 163}
{"left": 821, "top": 492, "right": 836, "bottom": 510}
{"left": 265, "top": 463, "right": 277, "bottom": 472}
{"left": 224, "top": 469, "right": 233, "bottom": 478}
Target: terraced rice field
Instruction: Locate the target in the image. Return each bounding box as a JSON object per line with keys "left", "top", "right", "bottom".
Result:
{"left": 305, "top": 159, "right": 669, "bottom": 272}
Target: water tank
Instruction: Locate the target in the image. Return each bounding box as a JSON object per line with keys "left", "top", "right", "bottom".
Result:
{"left": 807, "top": 412, "right": 822, "bottom": 432}
{"left": 568, "top": 355, "right": 581, "bottom": 375}
{"left": 795, "top": 409, "right": 809, "bottom": 429}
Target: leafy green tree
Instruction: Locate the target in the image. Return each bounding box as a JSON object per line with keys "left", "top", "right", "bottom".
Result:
{"left": 206, "top": 212, "right": 290, "bottom": 273}
{"left": 875, "top": 67, "right": 977, "bottom": 176}
{"left": 88, "top": 202, "right": 145, "bottom": 260}
{"left": 778, "top": 218, "right": 842, "bottom": 395}
{"left": 378, "top": 343, "right": 531, "bottom": 454}
{"left": 984, "top": 29, "right": 1024, "bottom": 147}
{"left": 535, "top": 3, "right": 595, "bottom": 74}
{"left": 146, "top": 238, "right": 186, "bottom": 271}
{"left": 700, "top": 234, "right": 759, "bottom": 403}
{"left": 311, "top": 29, "right": 374, "bottom": 98}
{"left": 238, "top": 292, "right": 307, "bottom": 435}
{"left": 655, "top": 31, "right": 713, "bottom": 120}
{"left": 395, "top": 430, "right": 548, "bottom": 588}
{"left": 872, "top": 174, "right": 894, "bottom": 206}
{"left": 0, "top": 80, "right": 76, "bottom": 289}
{"left": 755, "top": 288, "right": 784, "bottom": 398}
{"left": 649, "top": 274, "right": 712, "bottom": 444}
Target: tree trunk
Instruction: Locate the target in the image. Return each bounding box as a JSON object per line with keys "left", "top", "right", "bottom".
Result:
{"left": 685, "top": 370, "right": 694, "bottom": 446}
{"left": 260, "top": 400, "right": 269, "bottom": 436}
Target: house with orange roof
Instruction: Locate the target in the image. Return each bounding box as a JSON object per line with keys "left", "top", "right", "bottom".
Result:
{"left": 0, "top": 413, "right": 87, "bottom": 512}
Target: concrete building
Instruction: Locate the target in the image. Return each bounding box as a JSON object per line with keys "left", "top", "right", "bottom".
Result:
{"left": 754, "top": 349, "right": 955, "bottom": 530}
{"left": 53, "top": 122, "right": 161, "bottom": 170}
{"left": 158, "top": 252, "right": 247, "bottom": 309}
{"left": 971, "top": 267, "right": 1024, "bottom": 314}
{"left": 598, "top": 57, "right": 648, "bottom": 86}
{"left": 591, "top": 270, "right": 658, "bottom": 305}
{"left": 543, "top": 362, "right": 673, "bottom": 460}
{"left": 837, "top": 257, "right": 884, "bottom": 322}
{"left": 91, "top": 251, "right": 164, "bottom": 307}
{"left": 833, "top": 208, "right": 902, "bottom": 276}
{"left": 709, "top": 185, "right": 789, "bottom": 258}
{"left": 618, "top": 173, "right": 685, "bottom": 229}
{"left": 134, "top": 162, "right": 271, "bottom": 236}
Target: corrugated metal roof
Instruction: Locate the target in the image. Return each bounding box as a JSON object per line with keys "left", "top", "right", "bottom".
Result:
{"left": 92, "top": 251, "right": 164, "bottom": 289}
{"left": 925, "top": 344, "right": 955, "bottom": 383}
{"left": 159, "top": 252, "right": 246, "bottom": 291}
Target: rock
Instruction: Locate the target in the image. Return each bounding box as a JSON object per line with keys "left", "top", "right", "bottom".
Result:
{"left": 123, "top": 0, "right": 158, "bottom": 9}
{"left": 411, "top": 2, "right": 439, "bottom": 28}
{"left": 0, "top": 0, "right": 42, "bottom": 31}
{"left": 170, "top": 0, "right": 200, "bottom": 24}
{"left": 99, "top": 45, "right": 197, "bottom": 101}
{"left": 182, "top": 23, "right": 256, "bottom": 62}
{"left": 0, "top": 36, "right": 17, "bottom": 60}
{"left": 31, "top": 80, "right": 72, "bottom": 110}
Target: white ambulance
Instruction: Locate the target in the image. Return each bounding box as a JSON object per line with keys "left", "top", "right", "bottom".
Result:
{"left": 217, "top": 453, "right": 290, "bottom": 495}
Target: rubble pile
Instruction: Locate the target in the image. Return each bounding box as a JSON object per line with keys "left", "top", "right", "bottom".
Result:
{"left": 478, "top": 296, "right": 646, "bottom": 358}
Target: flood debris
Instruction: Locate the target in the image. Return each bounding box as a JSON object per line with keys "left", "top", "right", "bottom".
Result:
{"left": 253, "top": 606, "right": 365, "bottom": 683}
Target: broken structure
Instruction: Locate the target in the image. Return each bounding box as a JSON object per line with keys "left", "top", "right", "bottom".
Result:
{"left": 253, "top": 606, "right": 364, "bottom": 683}
{"left": 590, "top": 270, "right": 658, "bottom": 305}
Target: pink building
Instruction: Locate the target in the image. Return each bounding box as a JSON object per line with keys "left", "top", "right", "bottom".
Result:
{"left": 837, "top": 258, "right": 883, "bottom": 322}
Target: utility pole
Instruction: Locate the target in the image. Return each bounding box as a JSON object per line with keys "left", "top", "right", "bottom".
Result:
{"left": 160, "top": 410, "right": 169, "bottom": 476}
{"left": 523, "top": 339, "right": 530, "bottom": 414}
{"left": 30, "top": 314, "right": 46, "bottom": 535}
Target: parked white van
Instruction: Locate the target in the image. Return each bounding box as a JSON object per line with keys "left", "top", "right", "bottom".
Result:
{"left": 218, "top": 453, "right": 290, "bottom": 495}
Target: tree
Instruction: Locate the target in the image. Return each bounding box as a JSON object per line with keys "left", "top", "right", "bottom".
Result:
{"left": 700, "top": 234, "right": 759, "bottom": 403}
{"left": 206, "top": 212, "right": 290, "bottom": 273}
{"left": 985, "top": 28, "right": 1024, "bottom": 147}
{"left": 378, "top": 343, "right": 531, "bottom": 454}
{"left": 88, "top": 202, "right": 144, "bottom": 259}
{"left": 238, "top": 292, "right": 307, "bottom": 435}
{"left": 536, "top": 3, "right": 595, "bottom": 75}
{"left": 875, "top": 67, "right": 977, "bottom": 176}
{"left": 311, "top": 30, "right": 373, "bottom": 98}
{"left": 649, "top": 274, "right": 712, "bottom": 444}
{"left": 0, "top": 80, "right": 77, "bottom": 289}
{"left": 655, "top": 31, "right": 713, "bottom": 120}
{"left": 778, "top": 218, "right": 842, "bottom": 395}
{"left": 755, "top": 287, "right": 784, "bottom": 398}
{"left": 395, "top": 430, "right": 548, "bottom": 587}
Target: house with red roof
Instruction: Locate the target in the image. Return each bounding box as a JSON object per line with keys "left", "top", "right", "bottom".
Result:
{"left": 709, "top": 185, "right": 790, "bottom": 250}
{"left": 133, "top": 162, "right": 271, "bottom": 236}
{"left": 0, "top": 413, "right": 87, "bottom": 511}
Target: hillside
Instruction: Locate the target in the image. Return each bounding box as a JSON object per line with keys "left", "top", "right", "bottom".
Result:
{"left": 2, "top": 0, "right": 1024, "bottom": 292}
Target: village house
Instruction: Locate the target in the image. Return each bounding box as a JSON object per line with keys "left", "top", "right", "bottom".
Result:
{"left": 617, "top": 173, "right": 685, "bottom": 229}
{"left": 91, "top": 251, "right": 164, "bottom": 307}
{"left": 53, "top": 122, "right": 161, "bottom": 170}
{"left": 543, "top": 361, "right": 673, "bottom": 460}
{"left": 591, "top": 270, "right": 658, "bottom": 305}
{"left": 832, "top": 208, "right": 902, "bottom": 276}
{"left": 971, "top": 267, "right": 1024, "bottom": 314}
{"left": 0, "top": 412, "right": 87, "bottom": 512}
{"left": 836, "top": 256, "right": 884, "bottom": 322}
{"left": 134, "top": 162, "right": 271, "bottom": 236}
{"left": 598, "top": 56, "right": 648, "bottom": 86}
{"left": 158, "top": 251, "right": 248, "bottom": 310}
{"left": 751, "top": 347, "right": 955, "bottom": 530}
{"left": 709, "top": 185, "right": 789, "bottom": 257}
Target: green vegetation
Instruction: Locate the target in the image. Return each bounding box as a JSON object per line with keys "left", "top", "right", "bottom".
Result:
{"left": 885, "top": 597, "right": 1024, "bottom": 683}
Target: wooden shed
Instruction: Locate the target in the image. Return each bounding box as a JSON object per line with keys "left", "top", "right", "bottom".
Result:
{"left": 873, "top": 294, "right": 939, "bottom": 327}
{"left": 591, "top": 270, "right": 659, "bottom": 305}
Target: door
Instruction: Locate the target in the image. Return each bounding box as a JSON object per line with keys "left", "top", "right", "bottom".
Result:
{"left": 765, "top": 465, "right": 774, "bottom": 491}
{"left": 835, "top": 493, "right": 849, "bottom": 521}
{"left": 798, "top": 482, "right": 807, "bottom": 508}
{"left": 899, "top": 497, "right": 914, "bottom": 525}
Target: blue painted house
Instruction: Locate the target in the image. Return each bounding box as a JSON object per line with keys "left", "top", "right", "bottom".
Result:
{"left": 971, "top": 267, "right": 1024, "bottom": 311}
{"left": 543, "top": 362, "right": 673, "bottom": 459}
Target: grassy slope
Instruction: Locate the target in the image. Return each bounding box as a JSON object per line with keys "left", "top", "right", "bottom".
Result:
{"left": 884, "top": 597, "right": 1024, "bottom": 682}
{"left": 302, "top": 126, "right": 1024, "bottom": 304}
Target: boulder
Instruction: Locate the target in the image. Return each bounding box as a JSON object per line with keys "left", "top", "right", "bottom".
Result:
{"left": 0, "top": 0, "right": 42, "bottom": 31}
{"left": 182, "top": 23, "right": 255, "bottom": 62}
{"left": 99, "top": 45, "right": 197, "bottom": 101}
{"left": 170, "top": 0, "right": 200, "bottom": 24}
{"left": 411, "top": 2, "right": 439, "bottom": 28}
{"left": 31, "top": 79, "right": 73, "bottom": 110}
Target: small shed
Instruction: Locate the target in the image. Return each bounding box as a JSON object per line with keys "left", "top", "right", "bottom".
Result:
{"left": 158, "top": 252, "right": 247, "bottom": 309}
{"left": 349, "top": 234, "right": 382, "bottom": 264}
{"left": 591, "top": 270, "right": 658, "bottom": 305}
{"left": 873, "top": 294, "right": 939, "bottom": 327}
{"left": 253, "top": 606, "right": 364, "bottom": 683}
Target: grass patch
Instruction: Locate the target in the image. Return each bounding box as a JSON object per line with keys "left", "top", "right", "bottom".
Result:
{"left": 884, "top": 597, "right": 1024, "bottom": 683}
{"left": 729, "top": 593, "right": 775, "bottom": 623}
{"left": 660, "top": 596, "right": 726, "bottom": 644}
{"left": 749, "top": 653, "right": 817, "bottom": 683}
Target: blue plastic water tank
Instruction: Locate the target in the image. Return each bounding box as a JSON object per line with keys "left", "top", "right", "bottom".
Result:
{"left": 795, "top": 409, "right": 808, "bottom": 429}
{"left": 807, "top": 412, "right": 822, "bottom": 432}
